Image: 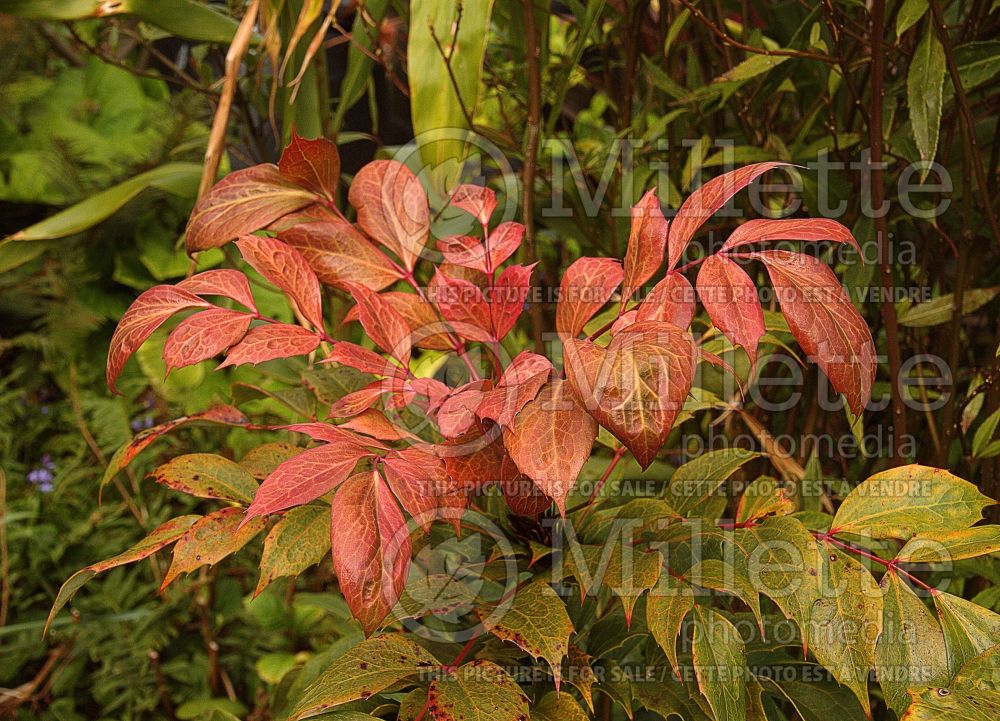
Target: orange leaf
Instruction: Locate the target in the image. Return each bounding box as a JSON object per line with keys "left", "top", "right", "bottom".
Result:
{"left": 721, "top": 217, "right": 859, "bottom": 253}
{"left": 556, "top": 257, "right": 623, "bottom": 339}
{"left": 177, "top": 269, "right": 257, "bottom": 312}
{"left": 163, "top": 308, "right": 253, "bottom": 372}
{"left": 564, "top": 321, "right": 697, "bottom": 469}
{"left": 280, "top": 218, "right": 401, "bottom": 291}
{"left": 162, "top": 508, "right": 266, "bottom": 589}
{"left": 218, "top": 324, "right": 320, "bottom": 368}
{"left": 622, "top": 189, "right": 669, "bottom": 303}
{"left": 503, "top": 379, "right": 597, "bottom": 514}
{"left": 636, "top": 272, "right": 696, "bottom": 329}
{"left": 348, "top": 160, "right": 430, "bottom": 272}
{"left": 450, "top": 184, "right": 497, "bottom": 226}
{"left": 235, "top": 235, "right": 324, "bottom": 330}
{"left": 278, "top": 132, "right": 340, "bottom": 201}
{"left": 696, "top": 254, "right": 765, "bottom": 363}
{"left": 430, "top": 269, "right": 494, "bottom": 342}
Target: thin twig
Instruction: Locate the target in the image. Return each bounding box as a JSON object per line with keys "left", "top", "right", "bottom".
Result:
{"left": 521, "top": 0, "right": 545, "bottom": 354}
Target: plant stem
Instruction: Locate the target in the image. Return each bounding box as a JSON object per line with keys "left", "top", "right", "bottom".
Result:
{"left": 521, "top": 0, "right": 545, "bottom": 355}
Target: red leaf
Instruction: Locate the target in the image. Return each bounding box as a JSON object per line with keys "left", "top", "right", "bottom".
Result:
{"left": 278, "top": 132, "right": 340, "bottom": 201}
{"left": 450, "top": 184, "right": 497, "bottom": 226}
{"left": 163, "top": 308, "right": 254, "bottom": 372}
{"left": 430, "top": 269, "right": 494, "bottom": 342}
{"left": 348, "top": 160, "right": 429, "bottom": 272}
{"left": 556, "top": 257, "right": 624, "bottom": 339}
{"left": 344, "top": 291, "right": 453, "bottom": 351}
{"left": 185, "top": 165, "right": 317, "bottom": 252}
{"left": 696, "top": 254, "right": 765, "bottom": 363}
{"left": 749, "top": 249, "right": 875, "bottom": 414}
{"left": 107, "top": 286, "right": 210, "bottom": 392}
{"left": 564, "top": 321, "right": 697, "bottom": 469}
{"left": 330, "top": 469, "right": 412, "bottom": 635}
{"left": 490, "top": 264, "right": 534, "bottom": 339}
{"left": 235, "top": 235, "right": 324, "bottom": 329}
{"left": 441, "top": 426, "right": 507, "bottom": 489}
{"left": 622, "top": 189, "right": 669, "bottom": 303}
{"left": 721, "top": 217, "right": 860, "bottom": 253}
{"left": 503, "top": 379, "right": 597, "bottom": 514}
{"left": 177, "top": 269, "right": 257, "bottom": 312}
{"left": 477, "top": 351, "right": 552, "bottom": 426}
{"left": 382, "top": 445, "right": 458, "bottom": 530}
{"left": 347, "top": 283, "right": 413, "bottom": 365}
{"left": 486, "top": 222, "right": 525, "bottom": 268}
{"left": 279, "top": 218, "right": 401, "bottom": 291}
{"left": 340, "top": 409, "right": 420, "bottom": 442}
{"left": 245, "top": 443, "right": 367, "bottom": 521}
{"left": 668, "top": 161, "right": 789, "bottom": 270}
{"left": 437, "top": 234, "right": 489, "bottom": 273}
{"left": 324, "top": 341, "right": 394, "bottom": 375}
{"left": 327, "top": 383, "right": 387, "bottom": 419}
{"left": 501, "top": 455, "right": 552, "bottom": 517}
{"left": 218, "top": 324, "right": 320, "bottom": 368}
{"left": 282, "top": 422, "right": 386, "bottom": 452}
{"left": 437, "top": 384, "right": 489, "bottom": 438}
{"left": 636, "top": 272, "right": 696, "bottom": 329}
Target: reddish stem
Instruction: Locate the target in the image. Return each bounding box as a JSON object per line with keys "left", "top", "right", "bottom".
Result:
{"left": 813, "top": 531, "right": 937, "bottom": 593}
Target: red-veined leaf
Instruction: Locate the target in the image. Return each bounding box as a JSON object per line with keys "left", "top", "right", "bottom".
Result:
{"left": 450, "top": 184, "right": 497, "bottom": 226}
{"left": 667, "top": 161, "right": 789, "bottom": 270}
{"left": 163, "top": 308, "right": 254, "bottom": 372}
{"left": 490, "top": 264, "right": 534, "bottom": 339}
{"left": 347, "top": 283, "right": 413, "bottom": 365}
{"left": 107, "top": 286, "right": 211, "bottom": 392}
{"left": 382, "top": 445, "right": 462, "bottom": 531}
{"left": 750, "top": 249, "right": 875, "bottom": 414}
{"left": 344, "top": 291, "right": 452, "bottom": 351}
{"left": 282, "top": 422, "right": 386, "bottom": 452}
{"left": 437, "top": 234, "right": 489, "bottom": 273}
{"left": 503, "top": 379, "right": 597, "bottom": 514}
{"left": 340, "top": 409, "right": 420, "bottom": 442}
{"left": 278, "top": 132, "right": 340, "bottom": 201}
{"left": 218, "top": 324, "right": 320, "bottom": 368}
{"left": 235, "top": 235, "right": 324, "bottom": 329}
{"left": 162, "top": 507, "right": 266, "bottom": 588}
{"left": 348, "top": 160, "right": 429, "bottom": 272}
{"left": 636, "top": 272, "right": 696, "bottom": 329}
{"left": 477, "top": 351, "right": 553, "bottom": 426}
{"left": 244, "top": 443, "right": 369, "bottom": 522}
{"left": 696, "top": 254, "right": 765, "bottom": 363}
{"left": 185, "top": 165, "right": 317, "bottom": 252}
{"left": 610, "top": 310, "right": 637, "bottom": 335}
{"left": 177, "top": 269, "right": 257, "bottom": 312}
{"left": 486, "top": 222, "right": 525, "bottom": 268}
{"left": 330, "top": 469, "right": 412, "bottom": 635}
{"left": 721, "top": 217, "right": 860, "bottom": 253}
{"left": 622, "top": 189, "right": 669, "bottom": 303}
{"left": 441, "top": 426, "right": 507, "bottom": 489}
{"left": 280, "top": 218, "right": 401, "bottom": 291}
{"left": 556, "top": 257, "right": 624, "bottom": 339}
{"left": 323, "top": 340, "right": 394, "bottom": 375}
{"left": 437, "top": 384, "right": 489, "bottom": 438}
{"left": 327, "top": 383, "right": 389, "bottom": 419}
{"left": 501, "top": 454, "right": 551, "bottom": 517}
{"left": 430, "top": 269, "right": 494, "bottom": 342}
{"left": 565, "top": 321, "right": 697, "bottom": 469}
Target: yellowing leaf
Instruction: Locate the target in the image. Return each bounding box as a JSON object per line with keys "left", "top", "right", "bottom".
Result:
{"left": 162, "top": 508, "right": 265, "bottom": 588}
{"left": 427, "top": 660, "right": 528, "bottom": 721}
{"left": 151, "top": 453, "right": 258, "bottom": 505}
{"left": 900, "top": 685, "right": 1000, "bottom": 720}
{"left": 255, "top": 505, "right": 331, "bottom": 597}
{"left": 646, "top": 573, "right": 694, "bottom": 677}
{"left": 896, "top": 526, "right": 1000, "bottom": 563}
{"left": 935, "top": 591, "right": 1000, "bottom": 676}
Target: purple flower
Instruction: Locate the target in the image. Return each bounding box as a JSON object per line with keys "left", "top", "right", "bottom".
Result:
{"left": 28, "top": 464, "right": 55, "bottom": 493}
{"left": 130, "top": 415, "right": 155, "bottom": 432}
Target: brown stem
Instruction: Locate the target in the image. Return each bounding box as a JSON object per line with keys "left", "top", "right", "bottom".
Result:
{"left": 521, "top": 0, "right": 545, "bottom": 355}
{"left": 869, "top": 0, "right": 909, "bottom": 464}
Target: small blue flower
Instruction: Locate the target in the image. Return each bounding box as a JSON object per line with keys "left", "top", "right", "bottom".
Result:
{"left": 28, "top": 464, "right": 55, "bottom": 493}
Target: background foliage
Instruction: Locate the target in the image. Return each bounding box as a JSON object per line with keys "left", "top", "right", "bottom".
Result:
{"left": 1, "top": 1, "right": 999, "bottom": 720}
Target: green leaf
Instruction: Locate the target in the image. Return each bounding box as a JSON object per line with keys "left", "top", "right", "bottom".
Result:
{"left": 151, "top": 453, "right": 258, "bottom": 505}
{"left": 45, "top": 515, "right": 200, "bottom": 635}
{"left": 240, "top": 443, "right": 302, "bottom": 480}
{"left": 955, "top": 41, "right": 1000, "bottom": 92}
{"left": 808, "top": 543, "right": 882, "bottom": 718}
{"left": 408, "top": 0, "right": 495, "bottom": 192}
{"left": 691, "top": 606, "right": 746, "bottom": 721}
{"left": 908, "top": 30, "right": 946, "bottom": 171}
{"left": 632, "top": 673, "right": 710, "bottom": 720}
{"left": 935, "top": 591, "right": 1000, "bottom": 676}
{"left": 900, "top": 685, "right": 1000, "bottom": 720}
{"left": 665, "top": 448, "right": 761, "bottom": 517}
{"left": 291, "top": 635, "right": 438, "bottom": 719}
{"left": 255, "top": 505, "right": 331, "bottom": 597}
{"left": 736, "top": 475, "right": 795, "bottom": 524}
{"left": 831, "top": 465, "right": 993, "bottom": 540}
{"left": 331, "top": 0, "right": 391, "bottom": 131}
{"left": 531, "top": 691, "right": 589, "bottom": 721}
{"left": 875, "top": 571, "right": 950, "bottom": 714}
{"left": 561, "top": 538, "right": 662, "bottom": 624}
{"left": 714, "top": 54, "right": 790, "bottom": 84}
{"left": 896, "top": 526, "right": 1000, "bottom": 563}
{"left": 477, "top": 580, "right": 573, "bottom": 686}
{"left": 896, "top": 0, "right": 928, "bottom": 35}
{"left": 756, "top": 675, "right": 866, "bottom": 721}
{"left": 4, "top": 162, "right": 200, "bottom": 243}
{"left": 898, "top": 287, "right": 1000, "bottom": 328}
{"left": 646, "top": 574, "right": 694, "bottom": 677}
{"left": 686, "top": 559, "right": 763, "bottom": 632}
{"left": 427, "top": 660, "right": 529, "bottom": 721}
{"left": 954, "top": 643, "right": 1000, "bottom": 691}
{"left": 974, "top": 409, "right": 1000, "bottom": 458}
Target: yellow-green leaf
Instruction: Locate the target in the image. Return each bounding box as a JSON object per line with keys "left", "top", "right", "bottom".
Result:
{"left": 935, "top": 591, "right": 1000, "bottom": 676}
{"left": 151, "top": 453, "right": 258, "bottom": 505}
{"left": 896, "top": 526, "right": 1000, "bottom": 563}
{"left": 255, "top": 505, "right": 331, "bottom": 597}
{"left": 427, "top": 660, "right": 529, "bottom": 721}
{"left": 691, "top": 606, "right": 746, "bottom": 721}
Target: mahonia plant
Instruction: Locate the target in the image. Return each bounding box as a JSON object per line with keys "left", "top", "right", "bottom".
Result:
{"left": 48, "top": 134, "right": 1000, "bottom": 721}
